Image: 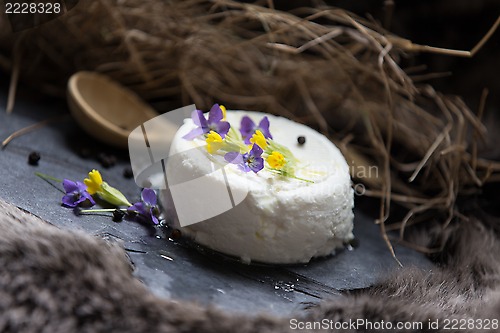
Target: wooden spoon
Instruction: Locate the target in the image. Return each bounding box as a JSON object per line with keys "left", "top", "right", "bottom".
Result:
{"left": 67, "top": 71, "right": 157, "bottom": 148}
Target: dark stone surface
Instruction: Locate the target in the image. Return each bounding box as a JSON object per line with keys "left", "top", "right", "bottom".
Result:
{"left": 0, "top": 88, "right": 433, "bottom": 316}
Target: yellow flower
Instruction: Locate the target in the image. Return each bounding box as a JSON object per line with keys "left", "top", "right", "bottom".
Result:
{"left": 267, "top": 151, "right": 286, "bottom": 170}
{"left": 206, "top": 130, "right": 224, "bottom": 154}
{"left": 220, "top": 105, "right": 227, "bottom": 120}
{"left": 84, "top": 169, "right": 132, "bottom": 206}
{"left": 84, "top": 169, "right": 103, "bottom": 195}
{"left": 249, "top": 130, "right": 267, "bottom": 149}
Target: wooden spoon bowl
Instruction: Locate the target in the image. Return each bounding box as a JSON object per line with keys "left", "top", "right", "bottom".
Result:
{"left": 67, "top": 71, "right": 157, "bottom": 148}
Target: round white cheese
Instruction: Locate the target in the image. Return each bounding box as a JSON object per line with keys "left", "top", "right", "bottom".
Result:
{"left": 160, "top": 110, "right": 354, "bottom": 264}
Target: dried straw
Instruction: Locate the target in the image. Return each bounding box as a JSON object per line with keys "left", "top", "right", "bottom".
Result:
{"left": 1, "top": 0, "right": 499, "bottom": 256}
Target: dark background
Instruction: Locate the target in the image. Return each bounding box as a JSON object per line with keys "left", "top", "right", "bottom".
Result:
{"left": 274, "top": 0, "right": 500, "bottom": 110}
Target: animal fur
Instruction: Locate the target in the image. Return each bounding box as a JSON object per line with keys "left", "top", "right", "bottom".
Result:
{"left": 0, "top": 198, "right": 499, "bottom": 332}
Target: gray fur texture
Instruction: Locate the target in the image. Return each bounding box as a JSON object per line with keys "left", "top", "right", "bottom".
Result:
{"left": 0, "top": 199, "right": 498, "bottom": 332}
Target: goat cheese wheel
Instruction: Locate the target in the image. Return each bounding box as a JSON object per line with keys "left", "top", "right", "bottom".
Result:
{"left": 160, "top": 110, "right": 354, "bottom": 264}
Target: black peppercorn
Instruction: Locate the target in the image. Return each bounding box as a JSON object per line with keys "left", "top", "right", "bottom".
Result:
{"left": 171, "top": 229, "right": 182, "bottom": 239}
{"left": 98, "top": 153, "right": 116, "bottom": 168}
{"left": 112, "top": 209, "right": 125, "bottom": 222}
{"left": 123, "top": 166, "right": 134, "bottom": 179}
{"left": 28, "top": 151, "right": 41, "bottom": 165}
{"left": 78, "top": 147, "right": 93, "bottom": 159}
{"left": 297, "top": 136, "right": 306, "bottom": 145}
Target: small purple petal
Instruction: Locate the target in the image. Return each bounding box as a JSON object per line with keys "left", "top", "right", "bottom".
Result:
{"left": 62, "top": 179, "right": 94, "bottom": 208}
{"left": 73, "top": 196, "right": 87, "bottom": 206}
{"left": 62, "top": 194, "right": 78, "bottom": 208}
{"left": 208, "top": 104, "right": 223, "bottom": 124}
{"left": 82, "top": 192, "right": 96, "bottom": 206}
{"left": 141, "top": 188, "right": 157, "bottom": 206}
{"left": 128, "top": 202, "right": 146, "bottom": 216}
{"left": 149, "top": 208, "right": 159, "bottom": 225}
{"left": 225, "top": 146, "right": 264, "bottom": 173}
{"left": 249, "top": 143, "right": 263, "bottom": 158}
{"left": 249, "top": 157, "right": 264, "bottom": 173}
{"left": 62, "top": 193, "right": 85, "bottom": 207}
{"left": 258, "top": 116, "right": 272, "bottom": 139}
{"left": 244, "top": 145, "right": 264, "bottom": 173}
{"left": 184, "top": 105, "right": 230, "bottom": 140}
{"left": 238, "top": 163, "right": 251, "bottom": 173}
{"left": 224, "top": 152, "right": 243, "bottom": 164}
{"left": 182, "top": 127, "right": 205, "bottom": 140}
{"left": 191, "top": 110, "right": 208, "bottom": 128}
{"left": 215, "top": 121, "right": 230, "bottom": 138}
{"left": 225, "top": 152, "right": 252, "bottom": 173}
{"left": 232, "top": 145, "right": 263, "bottom": 174}
{"left": 62, "top": 179, "right": 79, "bottom": 193}
{"left": 128, "top": 188, "right": 161, "bottom": 225}
{"left": 240, "top": 116, "right": 256, "bottom": 142}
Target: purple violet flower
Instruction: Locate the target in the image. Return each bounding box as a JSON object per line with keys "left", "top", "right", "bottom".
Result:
{"left": 127, "top": 188, "right": 160, "bottom": 225}
{"left": 240, "top": 116, "right": 272, "bottom": 144}
{"left": 224, "top": 144, "right": 264, "bottom": 173}
{"left": 183, "top": 104, "right": 230, "bottom": 140}
{"left": 62, "top": 179, "right": 95, "bottom": 208}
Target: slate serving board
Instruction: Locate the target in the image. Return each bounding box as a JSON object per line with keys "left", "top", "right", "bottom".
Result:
{"left": 0, "top": 86, "right": 432, "bottom": 316}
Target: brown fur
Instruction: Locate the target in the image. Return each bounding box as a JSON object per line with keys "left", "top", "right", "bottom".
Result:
{"left": 0, "top": 199, "right": 499, "bottom": 332}
{"left": 307, "top": 222, "right": 500, "bottom": 332}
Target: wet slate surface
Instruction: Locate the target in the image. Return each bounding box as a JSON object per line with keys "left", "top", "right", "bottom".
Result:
{"left": 0, "top": 87, "right": 433, "bottom": 316}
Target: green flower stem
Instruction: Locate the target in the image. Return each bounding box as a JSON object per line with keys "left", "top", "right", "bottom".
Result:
{"left": 79, "top": 208, "right": 127, "bottom": 214}
{"left": 288, "top": 175, "right": 315, "bottom": 184}
{"left": 268, "top": 169, "right": 315, "bottom": 183}
{"left": 224, "top": 127, "right": 249, "bottom": 153}
{"left": 35, "top": 172, "right": 62, "bottom": 183}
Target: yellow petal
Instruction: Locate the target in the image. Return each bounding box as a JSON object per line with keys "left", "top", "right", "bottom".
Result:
{"left": 267, "top": 151, "right": 286, "bottom": 170}
{"left": 250, "top": 130, "right": 267, "bottom": 149}
{"left": 84, "top": 178, "right": 99, "bottom": 195}
{"left": 84, "top": 169, "right": 103, "bottom": 195}
{"left": 206, "top": 131, "right": 223, "bottom": 154}
{"left": 89, "top": 169, "right": 103, "bottom": 185}
{"left": 207, "top": 142, "right": 221, "bottom": 154}
{"left": 220, "top": 105, "right": 227, "bottom": 120}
